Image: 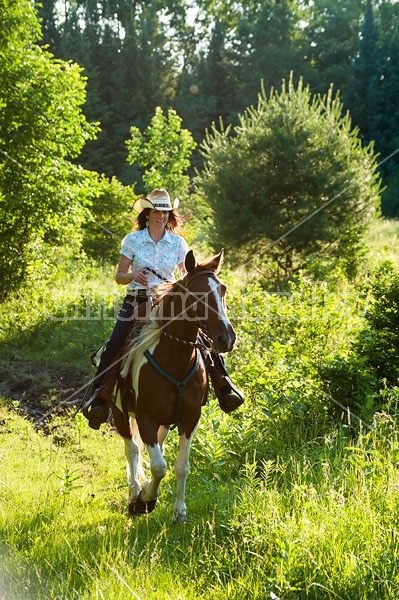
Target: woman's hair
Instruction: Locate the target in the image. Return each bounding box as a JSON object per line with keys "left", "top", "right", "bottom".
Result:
{"left": 136, "top": 207, "right": 183, "bottom": 233}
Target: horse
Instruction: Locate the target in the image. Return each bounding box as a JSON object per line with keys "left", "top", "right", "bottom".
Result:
{"left": 112, "top": 248, "right": 236, "bottom": 523}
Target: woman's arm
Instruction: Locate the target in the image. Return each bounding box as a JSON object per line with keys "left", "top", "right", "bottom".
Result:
{"left": 115, "top": 255, "right": 148, "bottom": 286}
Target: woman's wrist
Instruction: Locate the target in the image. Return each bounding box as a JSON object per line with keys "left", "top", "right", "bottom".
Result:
{"left": 115, "top": 271, "right": 135, "bottom": 285}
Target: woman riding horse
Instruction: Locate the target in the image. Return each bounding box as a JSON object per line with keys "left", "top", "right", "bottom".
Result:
{"left": 116, "top": 248, "right": 236, "bottom": 521}
{"left": 83, "top": 189, "right": 244, "bottom": 430}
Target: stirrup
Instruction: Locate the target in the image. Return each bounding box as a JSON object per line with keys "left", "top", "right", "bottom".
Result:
{"left": 82, "top": 389, "right": 110, "bottom": 430}
{"left": 217, "top": 383, "right": 244, "bottom": 414}
{"left": 218, "top": 392, "right": 244, "bottom": 414}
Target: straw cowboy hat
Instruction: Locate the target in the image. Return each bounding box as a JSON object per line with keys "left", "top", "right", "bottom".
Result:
{"left": 133, "top": 189, "right": 179, "bottom": 213}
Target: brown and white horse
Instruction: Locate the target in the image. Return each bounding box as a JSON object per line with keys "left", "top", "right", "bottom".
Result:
{"left": 113, "top": 249, "right": 236, "bottom": 522}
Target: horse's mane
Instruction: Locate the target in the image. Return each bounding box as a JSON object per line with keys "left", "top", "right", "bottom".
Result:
{"left": 120, "top": 279, "right": 180, "bottom": 378}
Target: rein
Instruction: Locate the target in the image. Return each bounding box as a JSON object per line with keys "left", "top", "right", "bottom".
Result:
{"left": 143, "top": 266, "right": 171, "bottom": 283}
{"left": 161, "top": 329, "right": 213, "bottom": 351}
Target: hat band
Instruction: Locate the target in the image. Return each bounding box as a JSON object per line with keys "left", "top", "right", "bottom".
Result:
{"left": 154, "top": 203, "right": 172, "bottom": 208}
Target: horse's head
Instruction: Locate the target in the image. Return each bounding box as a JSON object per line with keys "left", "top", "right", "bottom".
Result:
{"left": 182, "top": 249, "right": 236, "bottom": 353}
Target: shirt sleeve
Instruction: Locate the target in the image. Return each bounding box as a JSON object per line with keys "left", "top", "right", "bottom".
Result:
{"left": 120, "top": 234, "right": 135, "bottom": 260}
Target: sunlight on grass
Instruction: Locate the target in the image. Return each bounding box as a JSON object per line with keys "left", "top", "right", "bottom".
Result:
{"left": 2, "top": 402, "right": 399, "bottom": 598}
{"left": 366, "top": 219, "right": 399, "bottom": 267}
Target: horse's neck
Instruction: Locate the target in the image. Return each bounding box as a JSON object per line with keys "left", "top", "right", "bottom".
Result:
{"left": 156, "top": 296, "right": 199, "bottom": 344}
{"left": 163, "top": 318, "right": 199, "bottom": 343}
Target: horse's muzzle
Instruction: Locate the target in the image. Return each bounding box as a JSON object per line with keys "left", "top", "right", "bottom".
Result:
{"left": 215, "top": 329, "right": 236, "bottom": 353}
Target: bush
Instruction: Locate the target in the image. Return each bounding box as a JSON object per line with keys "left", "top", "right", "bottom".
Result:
{"left": 355, "top": 261, "right": 399, "bottom": 385}
{"left": 195, "top": 74, "right": 382, "bottom": 279}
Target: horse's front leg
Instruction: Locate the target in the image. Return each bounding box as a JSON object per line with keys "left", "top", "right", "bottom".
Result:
{"left": 173, "top": 425, "right": 197, "bottom": 523}
{"left": 124, "top": 433, "right": 142, "bottom": 513}
{"left": 136, "top": 443, "right": 167, "bottom": 513}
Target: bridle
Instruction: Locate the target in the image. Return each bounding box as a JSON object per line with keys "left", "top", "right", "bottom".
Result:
{"left": 159, "top": 269, "right": 222, "bottom": 351}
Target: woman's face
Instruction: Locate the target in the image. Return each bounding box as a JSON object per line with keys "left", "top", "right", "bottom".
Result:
{"left": 148, "top": 209, "right": 169, "bottom": 228}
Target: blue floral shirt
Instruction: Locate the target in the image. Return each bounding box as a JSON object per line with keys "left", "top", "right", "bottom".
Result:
{"left": 120, "top": 228, "right": 189, "bottom": 292}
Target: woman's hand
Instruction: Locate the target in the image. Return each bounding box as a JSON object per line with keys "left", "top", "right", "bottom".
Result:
{"left": 115, "top": 255, "right": 148, "bottom": 286}
{"left": 130, "top": 269, "right": 148, "bottom": 286}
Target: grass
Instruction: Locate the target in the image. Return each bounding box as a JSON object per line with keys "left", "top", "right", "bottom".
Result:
{"left": 366, "top": 219, "right": 399, "bottom": 268}
{"left": 2, "top": 220, "right": 399, "bottom": 598}
{"left": 2, "top": 403, "right": 399, "bottom": 599}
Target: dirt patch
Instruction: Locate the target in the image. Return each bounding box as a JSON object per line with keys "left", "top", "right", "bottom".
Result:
{"left": 0, "top": 358, "right": 91, "bottom": 423}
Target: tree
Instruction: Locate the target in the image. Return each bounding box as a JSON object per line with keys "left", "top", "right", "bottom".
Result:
{"left": 344, "top": 0, "right": 399, "bottom": 217}
{"left": 126, "top": 106, "right": 196, "bottom": 197}
{"left": 37, "top": 0, "right": 185, "bottom": 185}
{"left": 0, "top": 0, "right": 98, "bottom": 299}
{"left": 233, "top": 0, "right": 305, "bottom": 109}
{"left": 345, "top": 0, "right": 382, "bottom": 144}
{"left": 301, "top": 0, "right": 364, "bottom": 95}
{"left": 195, "top": 75, "right": 382, "bottom": 279}
{"left": 81, "top": 176, "right": 136, "bottom": 262}
{"left": 355, "top": 262, "right": 399, "bottom": 385}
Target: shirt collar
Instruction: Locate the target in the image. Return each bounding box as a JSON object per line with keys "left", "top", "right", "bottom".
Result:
{"left": 143, "top": 228, "right": 172, "bottom": 244}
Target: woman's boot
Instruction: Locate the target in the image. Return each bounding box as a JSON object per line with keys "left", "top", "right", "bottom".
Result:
{"left": 208, "top": 353, "right": 244, "bottom": 414}
{"left": 83, "top": 365, "right": 118, "bottom": 429}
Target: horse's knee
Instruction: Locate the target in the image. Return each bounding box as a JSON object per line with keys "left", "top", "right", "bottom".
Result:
{"left": 175, "top": 460, "right": 190, "bottom": 480}
{"left": 124, "top": 437, "right": 139, "bottom": 460}
{"left": 151, "top": 460, "right": 167, "bottom": 480}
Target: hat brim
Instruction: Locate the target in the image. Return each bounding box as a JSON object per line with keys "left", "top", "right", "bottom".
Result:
{"left": 133, "top": 196, "right": 179, "bottom": 214}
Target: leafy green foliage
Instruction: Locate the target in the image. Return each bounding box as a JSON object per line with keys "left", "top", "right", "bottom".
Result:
{"left": 317, "top": 259, "right": 399, "bottom": 422}
{"left": 195, "top": 75, "right": 382, "bottom": 278}
{"left": 2, "top": 221, "right": 399, "bottom": 597}
{"left": 32, "top": 0, "right": 399, "bottom": 214}
{"left": 126, "top": 106, "right": 196, "bottom": 197}
{"left": 345, "top": 0, "right": 383, "bottom": 146}
{"left": 81, "top": 175, "right": 136, "bottom": 262}
{"left": 318, "top": 356, "right": 379, "bottom": 422}
{"left": 3, "top": 392, "right": 399, "bottom": 597}
{"left": 345, "top": 0, "right": 399, "bottom": 216}
{"left": 302, "top": 0, "right": 364, "bottom": 95}
{"left": 0, "top": 0, "right": 99, "bottom": 299}
{"left": 356, "top": 261, "right": 399, "bottom": 385}
{"left": 234, "top": 0, "right": 305, "bottom": 108}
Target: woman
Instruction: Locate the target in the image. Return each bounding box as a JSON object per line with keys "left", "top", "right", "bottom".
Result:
{"left": 83, "top": 188, "right": 243, "bottom": 430}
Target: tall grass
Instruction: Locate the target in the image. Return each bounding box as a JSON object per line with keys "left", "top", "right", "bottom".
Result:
{"left": 2, "top": 403, "right": 399, "bottom": 599}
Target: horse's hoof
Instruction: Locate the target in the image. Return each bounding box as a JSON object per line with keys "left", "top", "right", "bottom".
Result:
{"left": 128, "top": 494, "right": 157, "bottom": 516}
{"left": 173, "top": 512, "right": 189, "bottom": 524}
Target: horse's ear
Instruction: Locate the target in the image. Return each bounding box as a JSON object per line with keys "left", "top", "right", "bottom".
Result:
{"left": 213, "top": 248, "right": 224, "bottom": 273}
{"left": 185, "top": 249, "right": 197, "bottom": 273}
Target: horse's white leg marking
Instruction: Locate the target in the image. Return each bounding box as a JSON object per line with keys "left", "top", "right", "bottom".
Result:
{"left": 173, "top": 425, "right": 198, "bottom": 523}
{"left": 157, "top": 425, "right": 170, "bottom": 452}
{"left": 131, "top": 418, "right": 146, "bottom": 482}
{"left": 124, "top": 433, "right": 141, "bottom": 504}
{"left": 140, "top": 443, "right": 167, "bottom": 503}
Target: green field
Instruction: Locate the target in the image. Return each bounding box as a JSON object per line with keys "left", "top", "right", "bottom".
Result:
{"left": 1, "top": 221, "right": 399, "bottom": 599}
